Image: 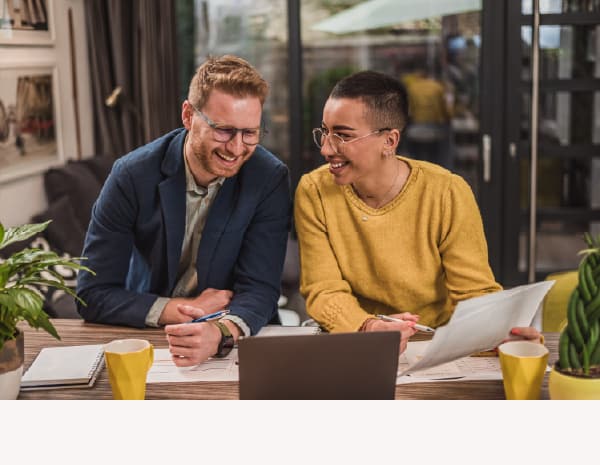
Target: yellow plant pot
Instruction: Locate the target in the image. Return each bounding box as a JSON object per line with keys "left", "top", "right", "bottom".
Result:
{"left": 549, "top": 367, "right": 600, "bottom": 400}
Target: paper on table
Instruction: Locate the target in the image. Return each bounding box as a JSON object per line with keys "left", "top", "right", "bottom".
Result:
{"left": 148, "top": 349, "right": 239, "bottom": 383}
{"left": 146, "top": 325, "right": 319, "bottom": 383}
{"left": 252, "top": 325, "right": 320, "bottom": 337}
{"left": 399, "top": 281, "right": 555, "bottom": 376}
{"left": 397, "top": 341, "right": 503, "bottom": 384}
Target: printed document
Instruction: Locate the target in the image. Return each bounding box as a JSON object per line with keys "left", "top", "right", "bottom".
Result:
{"left": 399, "top": 281, "right": 554, "bottom": 377}
{"left": 146, "top": 325, "right": 318, "bottom": 383}
{"left": 148, "top": 348, "right": 239, "bottom": 383}
{"left": 397, "top": 341, "right": 503, "bottom": 384}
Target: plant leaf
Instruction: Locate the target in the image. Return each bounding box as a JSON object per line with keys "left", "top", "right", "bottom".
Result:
{"left": 0, "top": 221, "right": 92, "bottom": 346}
{"left": 21, "top": 310, "right": 60, "bottom": 341}
{"left": 9, "top": 287, "right": 44, "bottom": 313}
{"left": 0, "top": 292, "right": 17, "bottom": 309}
{"left": 0, "top": 221, "right": 51, "bottom": 250}
{"left": 0, "top": 263, "right": 8, "bottom": 288}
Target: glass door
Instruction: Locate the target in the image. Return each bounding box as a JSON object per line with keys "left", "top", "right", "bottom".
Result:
{"left": 299, "top": 0, "right": 484, "bottom": 197}
{"left": 502, "top": 0, "right": 600, "bottom": 285}
{"left": 191, "top": 0, "right": 290, "bottom": 166}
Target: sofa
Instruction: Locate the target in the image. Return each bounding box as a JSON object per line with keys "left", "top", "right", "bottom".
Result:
{"left": 0, "top": 155, "right": 114, "bottom": 318}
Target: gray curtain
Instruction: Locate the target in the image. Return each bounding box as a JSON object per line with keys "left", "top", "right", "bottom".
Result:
{"left": 85, "top": 0, "right": 180, "bottom": 158}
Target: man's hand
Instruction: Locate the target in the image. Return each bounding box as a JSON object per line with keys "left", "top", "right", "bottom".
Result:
{"left": 163, "top": 305, "right": 242, "bottom": 367}
{"left": 158, "top": 288, "right": 233, "bottom": 325}
{"left": 164, "top": 320, "right": 222, "bottom": 367}
{"left": 190, "top": 288, "right": 233, "bottom": 313}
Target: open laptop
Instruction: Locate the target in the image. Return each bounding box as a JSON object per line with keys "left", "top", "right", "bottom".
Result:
{"left": 238, "top": 331, "right": 400, "bottom": 400}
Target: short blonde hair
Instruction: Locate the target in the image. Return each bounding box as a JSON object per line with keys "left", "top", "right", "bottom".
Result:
{"left": 187, "top": 55, "right": 269, "bottom": 109}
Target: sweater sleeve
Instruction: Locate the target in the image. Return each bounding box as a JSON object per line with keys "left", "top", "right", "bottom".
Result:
{"left": 439, "top": 175, "right": 502, "bottom": 305}
{"left": 294, "top": 175, "right": 374, "bottom": 332}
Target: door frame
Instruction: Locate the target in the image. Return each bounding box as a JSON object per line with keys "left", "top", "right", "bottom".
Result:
{"left": 479, "top": 0, "right": 509, "bottom": 283}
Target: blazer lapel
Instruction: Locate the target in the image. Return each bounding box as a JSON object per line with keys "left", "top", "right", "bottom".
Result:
{"left": 159, "top": 131, "right": 187, "bottom": 292}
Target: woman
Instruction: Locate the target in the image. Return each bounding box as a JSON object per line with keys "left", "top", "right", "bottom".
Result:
{"left": 294, "top": 70, "right": 539, "bottom": 353}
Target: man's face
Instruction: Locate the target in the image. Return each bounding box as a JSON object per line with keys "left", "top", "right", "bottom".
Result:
{"left": 182, "top": 89, "right": 262, "bottom": 186}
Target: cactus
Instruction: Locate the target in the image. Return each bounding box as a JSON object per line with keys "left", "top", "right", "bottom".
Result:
{"left": 557, "top": 233, "right": 600, "bottom": 377}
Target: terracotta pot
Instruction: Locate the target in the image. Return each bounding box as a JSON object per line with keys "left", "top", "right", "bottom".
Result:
{"left": 549, "top": 366, "right": 600, "bottom": 400}
{"left": 0, "top": 331, "right": 25, "bottom": 400}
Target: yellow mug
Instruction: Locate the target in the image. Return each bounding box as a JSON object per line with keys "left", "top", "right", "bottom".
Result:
{"left": 498, "top": 340, "right": 549, "bottom": 400}
{"left": 104, "top": 339, "right": 154, "bottom": 400}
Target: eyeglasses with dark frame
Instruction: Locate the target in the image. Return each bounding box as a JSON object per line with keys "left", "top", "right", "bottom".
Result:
{"left": 189, "top": 101, "right": 264, "bottom": 146}
{"left": 312, "top": 127, "right": 389, "bottom": 153}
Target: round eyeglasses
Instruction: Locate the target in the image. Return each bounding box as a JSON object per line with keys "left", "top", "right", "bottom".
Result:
{"left": 312, "top": 127, "right": 389, "bottom": 153}
{"left": 190, "top": 102, "right": 263, "bottom": 146}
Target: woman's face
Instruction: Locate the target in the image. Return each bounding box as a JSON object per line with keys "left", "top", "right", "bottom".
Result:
{"left": 319, "top": 97, "right": 390, "bottom": 186}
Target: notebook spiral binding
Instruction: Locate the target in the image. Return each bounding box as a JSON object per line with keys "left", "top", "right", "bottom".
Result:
{"left": 88, "top": 350, "right": 105, "bottom": 378}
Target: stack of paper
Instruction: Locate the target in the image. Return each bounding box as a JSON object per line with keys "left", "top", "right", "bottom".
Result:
{"left": 398, "top": 281, "right": 554, "bottom": 381}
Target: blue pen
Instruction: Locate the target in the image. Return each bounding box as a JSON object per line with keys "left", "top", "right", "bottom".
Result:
{"left": 188, "top": 309, "right": 230, "bottom": 324}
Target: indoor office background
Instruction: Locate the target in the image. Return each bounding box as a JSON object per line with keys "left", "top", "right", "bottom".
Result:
{"left": 179, "top": 0, "right": 600, "bottom": 289}
{"left": 1, "top": 0, "right": 599, "bottom": 321}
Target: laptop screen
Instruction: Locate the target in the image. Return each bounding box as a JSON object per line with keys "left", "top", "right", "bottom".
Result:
{"left": 238, "top": 331, "right": 400, "bottom": 400}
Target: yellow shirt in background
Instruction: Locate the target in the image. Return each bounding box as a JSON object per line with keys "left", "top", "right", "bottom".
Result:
{"left": 294, "top": 157, "right": 501, "bottom": 333}
{"left": 403, "top": 72, "right": 452, "bottom": 124}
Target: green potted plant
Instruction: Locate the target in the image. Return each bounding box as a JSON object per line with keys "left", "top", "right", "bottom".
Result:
{"left": 0, "top": 220, "right": 92, "bottom": 399}
{"left": 549, "top": 232, "right": 600, "bottom": 399}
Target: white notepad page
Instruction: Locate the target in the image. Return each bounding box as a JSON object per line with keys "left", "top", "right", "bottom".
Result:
{"left": 21, "top": 344, "right": 105, "bottom": 388}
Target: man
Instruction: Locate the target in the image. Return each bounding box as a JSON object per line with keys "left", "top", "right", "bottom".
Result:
{"left": 77, "top": 55, "right": 291, "bottom": 366}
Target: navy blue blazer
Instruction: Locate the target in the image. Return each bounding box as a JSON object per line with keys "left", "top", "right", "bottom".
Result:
{"left": 76, "top": 128, "right": 292, "bottom": 333}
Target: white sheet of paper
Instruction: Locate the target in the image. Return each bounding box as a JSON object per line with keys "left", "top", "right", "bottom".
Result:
{"left": 147, "top": 348, "right": 239, "bottom": 383}
{"left": 251, "top": 325, "right": 320, "bottom": 337}
{"left": 400, "top": 281, "right": 555, "bottom": 376}
{"left": 397, "top": 340, "right": 504, "bottom": 384}
{"left": 146, "top": 325, "right": 319, "bottom": 383}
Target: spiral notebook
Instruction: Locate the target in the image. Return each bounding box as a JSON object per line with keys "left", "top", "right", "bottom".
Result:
{"left": 21, "top": 344, "right": 105, "bottom": 391}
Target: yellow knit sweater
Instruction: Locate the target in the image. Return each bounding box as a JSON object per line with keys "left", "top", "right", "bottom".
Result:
{"left": 294, "top": 157, "right": 502, "bottom": 333}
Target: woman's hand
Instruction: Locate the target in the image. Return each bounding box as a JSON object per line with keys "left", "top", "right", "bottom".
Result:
{"left": 502, "top": 326, "right": 544, "bottom": 344}
{"left": 362, "top": 313, "right": 419, "bottom": 354}
{"left": 391, "top": 312, "right": 420, "bottom": 323}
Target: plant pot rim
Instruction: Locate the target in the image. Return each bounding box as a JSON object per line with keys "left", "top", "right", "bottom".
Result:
{"left": 551, "top": 363, "right": 600, "bottom": 380}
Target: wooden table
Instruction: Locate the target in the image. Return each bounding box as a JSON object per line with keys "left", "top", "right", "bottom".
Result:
{"left": 18, "top": 319, "right": 558, "bottom": 400}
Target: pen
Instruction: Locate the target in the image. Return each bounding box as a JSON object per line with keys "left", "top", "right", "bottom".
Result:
{"left": 188, "top": 309, "right": 230, "bottom": 324}
{"left": 375, "top": 314, "right": 436, "bottom": 333}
